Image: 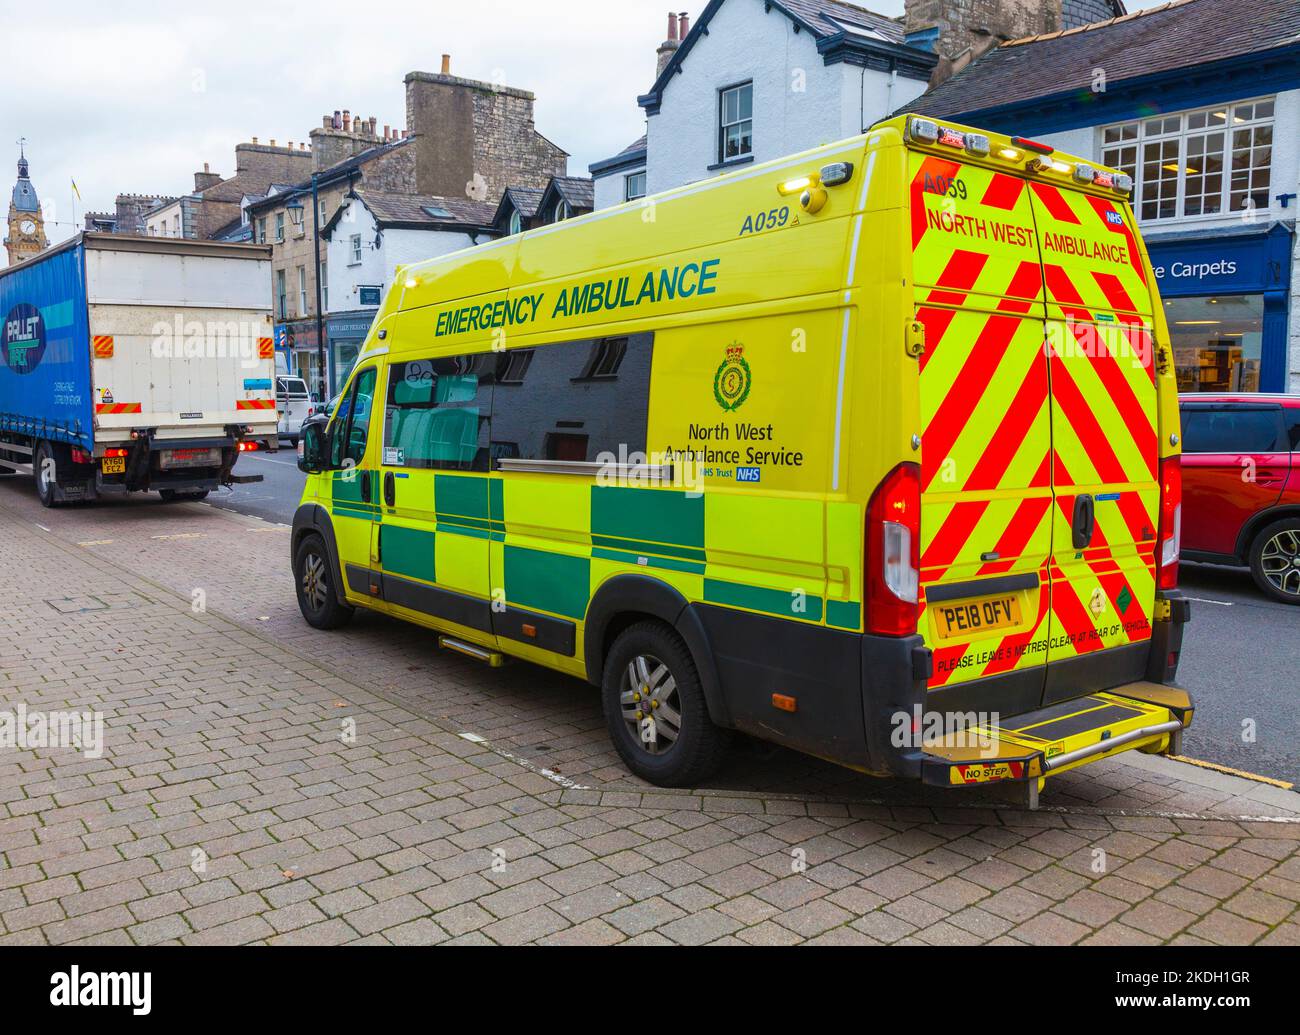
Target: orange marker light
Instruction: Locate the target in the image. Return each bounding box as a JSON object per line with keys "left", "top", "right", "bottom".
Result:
{"left": 772, "top": 693, "right": 797, "bottom": 713}
{"left": 521, "top": 623, "right": 537, "bottom": 639}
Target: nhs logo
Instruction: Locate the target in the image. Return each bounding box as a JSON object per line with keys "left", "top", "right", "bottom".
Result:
{"left": 735, "top": 467, "right": 762, "bottom": 483}
{"left": 1104, "top": 211, "right": 1124, "bottom": 226}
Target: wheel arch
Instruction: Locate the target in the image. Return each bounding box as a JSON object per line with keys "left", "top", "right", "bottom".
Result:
{"left": 583, "top": 574, "right": 733, "bottom": 728}
{"left": 1236, "top": 504, "right": 1300, "bottom": 561}
{"left": 291, "top": 503, "right": 348, "bottom": 606}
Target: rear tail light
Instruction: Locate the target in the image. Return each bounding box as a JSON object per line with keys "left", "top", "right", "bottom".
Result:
{"left": 1156, "top": 455, "right": 1182, "bottom": 590}
{"left": 238, "top": 441, "right": 260, "bottom": 452}
{"left": 104, "top": 448, "right": 129, "bottom": 458}
{"left": 71, "top": 447, "right": 92, "bottom": 464}
{"left": 866, "top": 463, "right": 921, "bottom": 637}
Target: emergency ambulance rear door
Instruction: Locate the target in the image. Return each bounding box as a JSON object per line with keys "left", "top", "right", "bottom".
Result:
{"left": 1025, "top": 182, "right": 1160, "bottom": 704}
{"left": 909, "top": 146, "right": 1055, "bottom": 717}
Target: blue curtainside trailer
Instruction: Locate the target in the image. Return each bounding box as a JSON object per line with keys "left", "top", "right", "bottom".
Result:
{"left": 0, "top": 233, "right": 277, "bottom": 506}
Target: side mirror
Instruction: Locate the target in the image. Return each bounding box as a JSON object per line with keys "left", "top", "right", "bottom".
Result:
{"left": 298, "top": 414, "right": 330, "bottom": 474}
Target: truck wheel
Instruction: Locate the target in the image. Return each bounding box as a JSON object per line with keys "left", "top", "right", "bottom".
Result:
{"left": 1249, "top": 518, "right": 1300, "bottom": 605}
{"left": 160, "top": 489, "right": 209, "bottom": 502}
{"left": 294, "top": 534, "right": 354, "bottom": 630}
{"left": 601, "top": 620, "right": 730, "bottom": 787}
{"left": 33, "top": 441, "right": 60, "bottom": 508}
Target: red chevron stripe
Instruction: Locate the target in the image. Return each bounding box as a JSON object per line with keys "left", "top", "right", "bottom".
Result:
{"left": 922, "top": 313, "right": 1022, "bottom": 492}
{"left": 1065, "top": 323, "right": 1157, "bottom": 479}
{"left": 1085, "top": 194, "right": 1147, "bottom": 286}
{"left": 911, "top": 156, "right": 962, "bottom": 249}
{"left": 981, "top": 173, "right": 1026, "bottom": 211}
{"left": 926, "top": 249, "right": 990, "bottom": 304}
{"left": 1043, "top": 264, "right": 1093, "bottom": 321}
{"left": 1092, "top": 271, "right": 1139, "bottom": 314}
{"left": 1050, "top": 577, "right": 1106, "bottom": 656}
{"left": 963, "top": 359, "right": 1048, "bottom": 492}
{"left": 929, "top": 642, "right": 972, "bottom": 688}
{"left": 1031, "top": 182, "right": 1082, "bottom": 224}
{"left": 921, "top": 499, "right": 990, "bottom": 574}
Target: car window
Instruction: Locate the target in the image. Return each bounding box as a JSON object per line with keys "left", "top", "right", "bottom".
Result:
{"left": 277, "top": 377, "right": 308, "bottom": 397}
{"left": 1180, "top": 406, "right": 1285, "bottom": 453}
{"left": 1285, "top": 408, "right": 1300, "bottom": 451}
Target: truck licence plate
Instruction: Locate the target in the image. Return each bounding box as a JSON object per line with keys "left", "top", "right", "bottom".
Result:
{"left": 933, "top": 594, "right": 1023, "bottom": 640}
{"left": 101, "top": 456, "right": 126, "bottom": 475}
{"left": 160, "top": 448, "right": 220, "bottom": 470}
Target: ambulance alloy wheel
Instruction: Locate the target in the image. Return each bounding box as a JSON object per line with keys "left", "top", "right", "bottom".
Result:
{"left": 601, "top": 620, "right": 730, "bottom": 787}
{"left": 34, "top": 441, "right": 60, "bottom": 509}
{"left": 294, "top": 534, "right": 354, "bottom": 630}
{"left": 1250, "top": 518, "right": 1300, "bottom": 605}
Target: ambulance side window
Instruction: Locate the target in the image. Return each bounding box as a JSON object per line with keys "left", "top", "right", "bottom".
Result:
{"left": 331, "top": 367, "right": 377, "bottom": 468}
{"left": 384, "top": 355, "right": 497, "bottom": 471}
{"left": 490, "top": 333, "right": 654, "bottom": 463}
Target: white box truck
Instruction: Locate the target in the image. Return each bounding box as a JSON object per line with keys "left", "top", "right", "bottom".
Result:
{"left": 0, "top": 233, "right": 278, "bottom": 506}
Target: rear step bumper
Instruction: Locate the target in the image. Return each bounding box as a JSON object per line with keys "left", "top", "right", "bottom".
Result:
{"left": 920, "top": 681, "right": 1194, "bottom": 788}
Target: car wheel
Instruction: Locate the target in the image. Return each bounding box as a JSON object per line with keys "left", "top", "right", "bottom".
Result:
{"left": 1249, "top": 518, "right": 1300, "bottom": 605}
{"left": 294, "top": 534, "right": 354, "bottom": 629}
{"left": 33, "top": 441, "right": 60, "bottom": 508}
{"left": 601, "top": 620, "right": 730, "bottom": 787}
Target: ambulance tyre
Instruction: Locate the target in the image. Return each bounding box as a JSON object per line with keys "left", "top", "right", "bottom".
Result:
{"left": 34, "top": 441, "right": 60, "bottom": 509}
{"left": 602, "top": 620, "right": 730, "bottom": 787}
{"left": 1249, "top": 518, "right": 1300, "bottom": 605}
{"left": 294, "top": 534, "right": 354, "bottom": 630}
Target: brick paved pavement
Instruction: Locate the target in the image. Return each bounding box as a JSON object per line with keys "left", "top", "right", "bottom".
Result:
{"left": 2, "top": 482, "right": 1299, "bottom": 946}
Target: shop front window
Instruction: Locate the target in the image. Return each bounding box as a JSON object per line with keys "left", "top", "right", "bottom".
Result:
{"left": 1167, "top": 294, "right": 1264, "bottom": 393}
{"left": 331, "top": 341, "right": 361, "bottom": 396}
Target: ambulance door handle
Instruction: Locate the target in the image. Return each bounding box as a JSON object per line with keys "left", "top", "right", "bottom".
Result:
{"left": 1072, "top": 494, "right": 1096, "bottom": 550}
{"left": 384, "top": 471, "right": 396, "bottom": 507}
{"left": 359, "top": 470, "right": 371, "bottom": 504}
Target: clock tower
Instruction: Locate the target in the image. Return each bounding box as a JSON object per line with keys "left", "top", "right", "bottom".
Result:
{"left": 5, "top": 142, "right": 49, "bottom": 267}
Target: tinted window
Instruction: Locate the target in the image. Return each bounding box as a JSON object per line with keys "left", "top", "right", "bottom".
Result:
{"left": 1180, "top": 406, "right": 1285, "bottom": 453}
{"left": 331, "top": 367, "right": 377, "bottom": 467}
{"left": 1285, "top": 408, "right": 1300, "bottom": 451}
{"left": 490, "top": 333, "right": 653, "bottom": 463}
{"left": 384, "top": 355, "right": 498, "bottom": 471}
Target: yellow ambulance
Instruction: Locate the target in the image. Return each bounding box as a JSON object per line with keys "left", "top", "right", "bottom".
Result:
{"left": 293, "top": 114, "right": 1192, "bottom": 802}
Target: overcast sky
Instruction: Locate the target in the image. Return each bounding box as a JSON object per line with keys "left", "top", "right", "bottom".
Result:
{"left": 3, "top": 0, "right": 1167, "bottom": 251}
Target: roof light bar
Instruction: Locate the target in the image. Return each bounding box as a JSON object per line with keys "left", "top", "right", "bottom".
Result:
{"left": 1073, "top": 164, "right": 1096, "bottom": 184}
{"left": 964, "top": 133, "right": 990, "bottom": 157}
{"left": 909, "top": 118, "right": 939, "bottom": 144}
{"left": 1114, "top": 173, "right": 1134, "bottom": 195}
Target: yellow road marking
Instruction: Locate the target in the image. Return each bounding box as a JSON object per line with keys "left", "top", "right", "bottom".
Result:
{"left": 78, "top": 540, "right": 114, "bottom": 547}
{"left": 150, "top": 533, "right": 206, "bottom": 541}
{"left": 1170, "top": 755, "right": 1294, "bottom": 790}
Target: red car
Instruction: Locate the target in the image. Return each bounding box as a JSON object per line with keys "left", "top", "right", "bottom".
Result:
{"left": 1179, "top": 394, "right": 1300, "bottom": 604}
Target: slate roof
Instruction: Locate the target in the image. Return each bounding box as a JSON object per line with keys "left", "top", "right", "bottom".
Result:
{"left": 246, "top": 137, "right": 412, "bottom": 215}
{"left": 327, "top": 190, "right": 497, "bottom": 235}
{"left": 499, "top": 186, "right": 545, "bottom": 220}
{"left": 904, "top": 0, "right": 1300, "bottom": 120}
{"left": 590, "top": 135, "right": 647, "bottom": 177}
{"left": 778, "top": 0, "right": 907, "bottom": 42}
{"left": 546, "top": 176, "right": 595, "bottom": 211}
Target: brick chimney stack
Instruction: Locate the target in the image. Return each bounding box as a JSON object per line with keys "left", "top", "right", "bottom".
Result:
{"left": 193, "top": 161, "right": 222, "bottom": 192}
{"left": 656, "top": 13, "right": 680, "bottom": 77}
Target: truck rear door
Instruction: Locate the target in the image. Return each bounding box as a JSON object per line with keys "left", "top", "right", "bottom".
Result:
{"left": 910, "top": 148, "right": 1054, "bottom": 715}
{"left": 1026, "top": 182, "right": 1160, "bottom": 703}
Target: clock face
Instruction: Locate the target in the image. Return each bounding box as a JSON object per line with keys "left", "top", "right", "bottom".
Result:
{"left": 19, "top": 220, "right": 35, "bottom": 236}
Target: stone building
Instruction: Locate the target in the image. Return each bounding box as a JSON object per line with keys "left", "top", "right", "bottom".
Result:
{"left": 904, "top": 0, "right": 1127, "bottom": 85}
{"left": 250, "top": 57, "right": 570, "bottom": 397}
{"left": 142, "top": 139, "right": 313, "bottom": 240}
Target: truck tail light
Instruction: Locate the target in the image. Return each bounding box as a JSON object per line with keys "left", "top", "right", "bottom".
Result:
{"left": 238, "top": 441, "right": 260, "bottom": 452}
{"left": 866, "top": 463, "right": 921, "bottom": 637}
{"left": 104, "top": 448, "right": 129, "bottom": 458}
{"left": 1156, "top": 455, "right": 1182, "bottom": 591}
